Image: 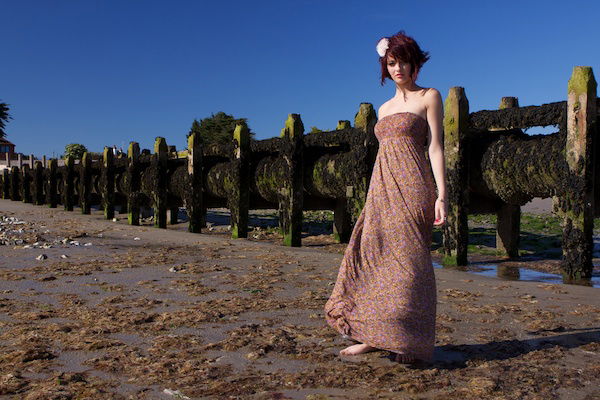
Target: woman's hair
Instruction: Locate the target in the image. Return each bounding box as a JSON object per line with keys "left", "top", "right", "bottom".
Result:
{"left": 378, "top": 30, "right": 430, "bottom": 86}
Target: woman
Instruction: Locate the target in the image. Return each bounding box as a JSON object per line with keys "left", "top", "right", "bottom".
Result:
{"left": 324, "top": 30, "right": 447, "bottom": 364}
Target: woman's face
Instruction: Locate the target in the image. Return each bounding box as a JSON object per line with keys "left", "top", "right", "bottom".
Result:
{"left": 387, "top": 56, "right": 413, "bottom": 84}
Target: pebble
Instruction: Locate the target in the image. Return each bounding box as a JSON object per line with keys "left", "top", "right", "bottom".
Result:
{"left": 163, "top": 389, "right": 190, "bottom": 399}
{"left": 36, "top": 254, "right": 47, "bottom": 260}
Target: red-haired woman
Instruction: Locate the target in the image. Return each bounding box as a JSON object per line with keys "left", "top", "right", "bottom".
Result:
{"left": 324, "top": 30, "right": 448, "bottom": 364}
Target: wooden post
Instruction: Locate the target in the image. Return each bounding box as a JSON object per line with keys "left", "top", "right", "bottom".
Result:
{"left": 350, "top": 103, "right": 378, "bottom": 223}
{"left": 495, "top": 97, "right": 521, "bottom": 259}
{"left": 231, "top": 121, "right": 250, "bottom": 238}
{"left": 279, "top": 114, "right": 304, "bottom": 246}
{"left": 442, "top": 87, "right": 470, "bottom": 267}
{"left": 127, "top": 142, "right": 141, "bottom": 225}
{"left": 63, "top": 156, "right": 75, "bottom": 211}
{"left": 47, "top": 159, "right": 58, "bottom": 208}
{"left": 186, "top": 133, "right": 204, "bottom": 233}
{"left": 21, "top": 164, "right": 32, "bottom": 203}
{"left": 153, "top": 137, "right": 168, "bottom": 229}
{"left": 168, "top": 145, "right": 178, "bottom": 225}
{"left": 1, "top": 169, "right": 9, "bottom": 199}
{"left": 33, "top": 161, "right": 44, "bottom": 205}
{"left": 10, "top": 166, "right": 20, "bottom": 201}
{"left": 102, "top": 147, "right": 115, "bottom": 219}
{"left": 556, "top": 66, "right": 597, "bottom": 282}
{"left": 80, "top": 152, "right": 92, "bottom": 214}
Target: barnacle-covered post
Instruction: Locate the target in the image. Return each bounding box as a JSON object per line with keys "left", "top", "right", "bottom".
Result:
{"left": 47, "top": 159, "right": 58, "bottom": 208}
{"left": 127, "top": 142, "right": 141, "bottom": 225}
{"left": 63, "top": 156, "right": 75, "bottom": 211}
{"left": 1, "top": 169, "right": 9, "bottom": 199}
{"left": 230, "top": 121, "right": 250, "bottom": 239}
{"left": 442, "top": 87, "right": 470, "bottom": 266}
{"left": 279, "top": 114, "right": 304, "bottom": 246}
{"left": 556, "top": 66, "right": 597, "bottom": 282}
{"left": 102, "top": 147, "right": 115, "bottom": 219}
{"left": 495, "top": 97, "right": 521, "bottom": 258}
{"left": 21, "top": 164, "right": 32, "bottom": 203}
{"left": 80, "top": 152, "right": 92, "bottom": 214}
{"left": 153, "top": 137, "right": 168, "bottom": 229}
{"left": 33, "top": 161, "right": 44, "bottom": 205}
{"left": 185, "top": 133, "right": 203, "bottom": 233}
{"left": 10, "top": 166, "right": 20, "bottom": 201}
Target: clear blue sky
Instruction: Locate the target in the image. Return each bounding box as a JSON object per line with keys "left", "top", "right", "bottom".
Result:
{"left": 2, "top": 0, "right": 599, "bottom": 158}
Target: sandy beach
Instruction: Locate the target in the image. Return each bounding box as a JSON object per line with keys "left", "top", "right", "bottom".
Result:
{"left": 0, "top": 198, "right": 599, "bottom": 399}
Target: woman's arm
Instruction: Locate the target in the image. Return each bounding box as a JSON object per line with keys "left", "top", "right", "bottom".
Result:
{"left": 425, "top": 88, "right": 448, "bottom": 223}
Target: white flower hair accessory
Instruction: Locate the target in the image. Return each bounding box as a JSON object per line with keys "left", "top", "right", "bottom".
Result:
{"left": 376, "top": 38, "right": 389, "bottom": 57}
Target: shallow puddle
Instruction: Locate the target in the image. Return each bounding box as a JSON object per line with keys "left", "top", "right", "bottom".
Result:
{"left": 434, "top": 261, "right": 600, "bottom": 287}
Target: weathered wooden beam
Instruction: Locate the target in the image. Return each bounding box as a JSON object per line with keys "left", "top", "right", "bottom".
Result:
{"left": 80, "top": 152, "right": 92, "bottom": 214}
{"left": 102, "top": 147, "right": 115, "bottom": 219}
{"left": 10, "top": 166, "right": 20, "bottom": 201}
{"left": 21, "top": 164, "right": 32, "bottom": 204}
{"left": 33, "top": 161, "right": 44, "bottom": 205}
{"left": 279, "top": 114, "right": 304, "bottom": 246}
{"left": 555, "top": 66, "right": 597, "bottom": 282}
{"left": 185, "top": 133, "right": 203, "bottom": 233}
{"left": 231, "top": 121, "right": 250, "bottom": 239}
{"left": 127, "top": 142, "right": 141, "bottom": 225}
{"left": 442, "top": 87, "right": 470, "bottom": 266}
{"left": 153, "top": 137, "right": 168, "bottom": 229}
{"left": 495, "top": 97, "right": 521, "bottom": 259}
{"left": 47, "top": 159, "right": 58, "bottom": 208}
{"left": 63, "top": 156, "right": 75, "bottom": 211}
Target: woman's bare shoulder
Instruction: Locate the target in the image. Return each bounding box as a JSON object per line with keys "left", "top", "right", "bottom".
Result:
{"left": 423, "top": 87, "right": 442, "bottom": 107}
{"left": 377, "top": 99, "right": 393, "bottom": 115}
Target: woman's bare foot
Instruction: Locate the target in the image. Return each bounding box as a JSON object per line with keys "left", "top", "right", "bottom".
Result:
{"left": 340, "top": 343, "right": 377, "bottom": 356}
{"left": 394, "top": 352, "right": 417, "bottom": 364}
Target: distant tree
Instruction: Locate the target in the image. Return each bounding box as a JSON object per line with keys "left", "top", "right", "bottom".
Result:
{"left": 187, "top": 112, "right": 256, "bottom": 144}
{"left": 0, "top": 102, "right": 12, "bottom": 139}
{"left": 64, "top": 143, "right": 88, "bottom": 159}
{"left": 310, "top": 126, "right": 324, "bottom": 133}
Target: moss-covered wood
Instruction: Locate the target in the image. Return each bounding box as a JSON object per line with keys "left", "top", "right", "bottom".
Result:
{"left": 556, "top": 66, "right": 597, "bottom": 282}
{"left": 493, "top": 97, "right": 521, "bottom": 258}
{"left": 279, "top": 114, "right": 304, "bottom": 246}
{"left": 185, "top": 133, "right": 204, "bottom": 233}
{"left": 442, "top": 87, "right": 470, "bottom": 267}
{"left": 230, "top": 122, "right": 250, "bottom": 239}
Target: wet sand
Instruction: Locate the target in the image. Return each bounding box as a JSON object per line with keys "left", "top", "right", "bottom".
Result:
{"left": 0, "top": 199, "right": 599, "bottom": 399}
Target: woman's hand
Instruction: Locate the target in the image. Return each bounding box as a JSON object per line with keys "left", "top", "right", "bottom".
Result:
{"left": 433, "top": 197, "right": 447, "bottom": 226}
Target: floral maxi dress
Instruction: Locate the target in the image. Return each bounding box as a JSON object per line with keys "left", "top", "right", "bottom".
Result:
{"left": 324, "top": 111, "right": 438, "bottom": 362}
